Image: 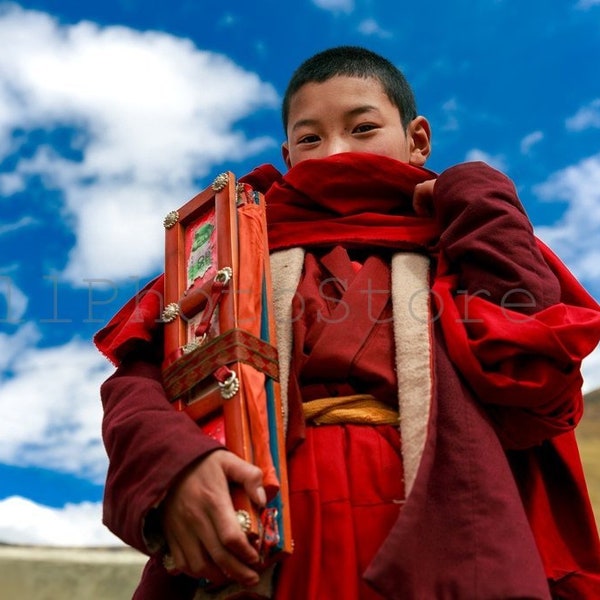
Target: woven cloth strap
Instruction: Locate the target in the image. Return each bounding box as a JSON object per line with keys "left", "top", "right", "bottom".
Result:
{"left": 302, "top": 394, "right": 399, "bottom": 426}
{"left": 162, "top": 328, "right": 279, "bottom": 401}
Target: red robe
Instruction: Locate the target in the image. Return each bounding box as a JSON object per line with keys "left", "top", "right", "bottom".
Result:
{"left": 96, "top": 154, "right": 600, "bottom": 599}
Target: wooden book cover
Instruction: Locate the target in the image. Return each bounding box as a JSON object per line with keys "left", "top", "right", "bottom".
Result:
{"left": 161, "top": 172, "right": 292, "bottom": 565}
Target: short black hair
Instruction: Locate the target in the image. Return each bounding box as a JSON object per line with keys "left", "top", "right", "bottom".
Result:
{"left": 282, "top": 46, "right": 418, "bottom": 133}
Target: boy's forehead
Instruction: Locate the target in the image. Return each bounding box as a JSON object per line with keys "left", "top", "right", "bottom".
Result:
{"left": 293, "top": 74, "right": 384, "bottom": 95}
{"left": 286, "top": 75, "right": 396, "bottom": 128}
{"left": 289, "top": 75, "right": 389, "bottom": 110}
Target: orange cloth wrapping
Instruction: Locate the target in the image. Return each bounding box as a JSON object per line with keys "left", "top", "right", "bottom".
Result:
{"left": 236, "top": 200, "right": 279, "bottom": 497}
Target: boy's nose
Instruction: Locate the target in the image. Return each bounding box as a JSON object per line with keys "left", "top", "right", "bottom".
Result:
{"left": 323, "top": 137, "right": 353, "bottom": 157}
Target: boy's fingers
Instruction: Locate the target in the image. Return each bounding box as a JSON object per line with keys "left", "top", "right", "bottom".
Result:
{"left": 163, "top": 512, "right": 259, "bottom": 586}
{"left": 221, "top": 455, "right": 267, "bottom": 508}
{"left": 413, "top": 179, "right": 436, "bottom": 216}
{"left": 160, "top": 450, "right": 265, "bottom": 584}
{"left": 202, "top": 526, "right": 261, "bottom": 587}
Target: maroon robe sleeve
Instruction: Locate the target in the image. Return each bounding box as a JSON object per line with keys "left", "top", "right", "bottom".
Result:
{"left": 431, "top": 161, "right": 599, "bottom": 449}
{"left": 433, "top": 160, "right": 560, "bottom": 312}
{"left": 101, "top": 356, "right": 224, "bottom": 554}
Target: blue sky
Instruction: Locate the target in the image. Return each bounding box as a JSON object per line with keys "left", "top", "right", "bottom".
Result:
{"left": 1, "top": 0, "right": 600, "bottom": 546}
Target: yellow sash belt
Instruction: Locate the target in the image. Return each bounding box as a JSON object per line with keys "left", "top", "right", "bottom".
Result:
{"left": 302, "top": 394, "right": 399, "bottom": 426}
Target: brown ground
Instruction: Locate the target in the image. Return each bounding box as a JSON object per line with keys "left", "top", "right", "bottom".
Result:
{"left": 0, "top": 545, "right": 145, "bottom": 600}
{"left": 576, "top": 388, "right": 600, "bottom": 529}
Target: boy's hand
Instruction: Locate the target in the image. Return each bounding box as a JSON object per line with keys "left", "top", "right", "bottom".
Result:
{"left": 160, "top": 449, "right": 266, "bottom": 588}
{"left": 412, "top": 178, "right": 437, "bottom": 217}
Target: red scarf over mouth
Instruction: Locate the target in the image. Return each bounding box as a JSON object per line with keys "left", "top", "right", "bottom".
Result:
{"left": 243, "top": 152, "right": 439, "bottom": 252}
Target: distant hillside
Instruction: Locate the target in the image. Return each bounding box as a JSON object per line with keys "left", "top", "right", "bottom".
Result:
{"left": 578, "top": 388, "right": 600, "bottom": 528}
{"left": 583, "top": 388, "right": 600, "bottom": 421}
{"left": 585, "top": 387, "right": 600, "bottom": 406}
{"left": 0, "top": 545, "right": 145, "bottom": 599}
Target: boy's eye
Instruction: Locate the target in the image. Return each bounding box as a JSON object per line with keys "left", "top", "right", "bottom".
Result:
{"left": 298, "top": 134, "right": 320, "bottom": 144}
{"left": 353, "top": 123, "right": 378, "bottom": 134}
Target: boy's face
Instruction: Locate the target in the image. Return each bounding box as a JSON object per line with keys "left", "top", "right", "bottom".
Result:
{"left": 282, "top": 75, "right": 430, "bottom": 169}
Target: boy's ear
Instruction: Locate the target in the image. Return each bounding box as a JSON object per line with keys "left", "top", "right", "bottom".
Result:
{"left": 281, "top": 142, "right": 292, "bottom": 169}
{"left": 408, "top": 116, "right": 431, "bottom": 166}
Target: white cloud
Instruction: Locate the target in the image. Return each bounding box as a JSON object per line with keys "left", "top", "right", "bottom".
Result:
{"left": 0, "top": 496, "right": 122, "bottom": 546}
{"left": 311, "top": 0, "right": 355, "bottom": 13}
{"left": 465, "top": 148, "right": 507, "bottom": 172}
{"left": 0, "top": 216, "right": 36, "bottom": 236}
{"left": 441, "top": 98, "right": 460, "bottom": 132}
{"left": 582, "top": 347, "right": 600, "bottom": 394}
{"left": 0, "top": 274, "right": 28, "bottom": 323}
{"left": 0, "top": 322, "right": 40, "bottom": 371}
{"left": 0, "top": 334, "right": 114, "bottom": 482}
{"left": 534, "top": 154, "right": 600, "bottom": 294}
{"left": 0, "top": 5, "right": 279, "bottom": 284}
{"left": 520, "top": 130, "right": 544, "bottom": 154}
{"left": 0, "top": 171, "right": 26, "bottom": 195}
{"left": 576, "top": 0, "right": 600, "bottom": 9}
{"left": 566, "top": 98, "right": 600, "bottom": 131}
{"left": 357, "top": 19, "right": 392, "bottom": 38}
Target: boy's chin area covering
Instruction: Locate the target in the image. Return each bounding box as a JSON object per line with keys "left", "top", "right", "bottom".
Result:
{"left": 258, "top": 152, "right": 439, "bottom": 253}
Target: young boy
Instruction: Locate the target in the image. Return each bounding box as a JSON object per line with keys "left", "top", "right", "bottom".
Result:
{"left": 95, "top": 46, "right": 600, "bottom": 599}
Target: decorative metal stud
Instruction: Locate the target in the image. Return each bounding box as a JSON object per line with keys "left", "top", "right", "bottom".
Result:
{"left": 161, "top": 302, "right": 180, "bottom": 323}
{"left": 218, "top": 370, "right": 240, "bottom": 399}
{"left": 181, "top": 334, "right": 207, "bottom": 354}
{"left": 235, "top": 510, "right": 252, "bottom": 534}
{"left": 215, "top": 266, "right": 233, "bottom": 284}
{"left": 181, "top": 342, "right": 200, "bottom": 354}
{"left": 163, "top": 210, "right": 179, "bottom": 229}
{"left": 211, "top": 172, "right": 229, "bottom": 191}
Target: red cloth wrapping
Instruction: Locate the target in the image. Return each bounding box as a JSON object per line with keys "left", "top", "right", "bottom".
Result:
{"left": 263, "top": 152, "right": 439, "bottom": 251}
{"left": 432, "top": 242, "right": 600, "bottom": 447}
{"left": 95, "top": 275, "right": 164, "bottom": 366}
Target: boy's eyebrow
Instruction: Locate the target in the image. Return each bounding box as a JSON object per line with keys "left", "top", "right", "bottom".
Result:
{"left": 290, "top": 105, "right": 382, "bottom": 132}
{"left": 346, "top": 105, "right": 381, "bottom": 118}
{"left": 290, "top": 118, "right": 319, "bottom": 132}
